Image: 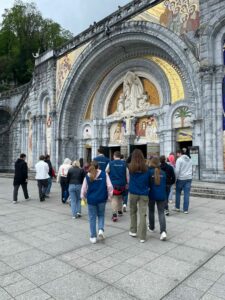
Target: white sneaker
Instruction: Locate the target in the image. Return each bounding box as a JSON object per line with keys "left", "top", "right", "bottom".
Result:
{"left": 13, "top": 201, "right": 17, "bottom": 204}
{"left": 160, "top": 232, "right": 167, "bottom": 241}
{"left": 90, "top": 237, "right": 97, "bottom": 244}
{"left": 140, "top": 240, "right": 145, "bottom": 243}
{"left": 98, "top": 229, "right": 105, "bottom": 239}
{"left": 129, "top": 231, "right": 137, "bottom": 237}
{"left": 123, "top": 204, "right": 127, "bottom": 212}
{"left": 184, "top": 211, "right": 189, "bottom": 214}
{"left": 172, "top": 207, "right": 180, "bottom": 212}
{"left": 148, "top": 227, "right": 154, "bottom": 233}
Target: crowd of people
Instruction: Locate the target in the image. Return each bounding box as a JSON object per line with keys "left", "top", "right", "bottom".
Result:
{"left": 13, "top": 147, "right": 192, "bottom": 244}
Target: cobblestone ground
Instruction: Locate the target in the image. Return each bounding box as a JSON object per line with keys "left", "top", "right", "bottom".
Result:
{"left": 1, "top": 177, "right": 225, "bottom": 299}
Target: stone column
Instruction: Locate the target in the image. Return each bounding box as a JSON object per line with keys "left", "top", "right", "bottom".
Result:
{"left": 200, "top": 67, "right": 214, "bottom": 170}
{"left": 20, "top": 120, "right": 26, "bottom": 153}
{"left": 215, "top": 65, "right": 225, "bottom": 171}
{"left": 41, "top": 115, "right": 47, "bottom": 154}
{"left": 50, "top": 111, "right": 57, "bottom": 168}
{"left": 102, "top": 120, "right": 109, "bottom": 146}
{"left": 31, "top": 116, "right": 37, "bottom": 168}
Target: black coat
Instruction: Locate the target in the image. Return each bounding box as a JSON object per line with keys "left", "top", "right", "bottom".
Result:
{"left": 160, "top": 162, "right": 176, "bottom": 186}
{"left": 13, "top": 159, "right": 28, "bottom": 185}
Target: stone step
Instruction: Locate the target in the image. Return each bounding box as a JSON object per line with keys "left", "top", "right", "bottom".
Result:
{"left": 191, "top": 191, "right": 225, "bottom": 200}
{"left": 191, "top": 188, "right": 225, "bottom": 195}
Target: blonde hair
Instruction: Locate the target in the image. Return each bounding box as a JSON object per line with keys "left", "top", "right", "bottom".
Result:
{"left": 72, "top": 160, "right": 80, "bottom": 168}
{"left": 89, "top": 160, "right": 99, "bottom": 182}
{"left": 150, "top": 157, "right": 161, "bottom": 185}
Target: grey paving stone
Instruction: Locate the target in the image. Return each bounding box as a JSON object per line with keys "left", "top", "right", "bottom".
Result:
{"left": 164, "top": 284, "right": 204, "bottom": 300}
{"left": 114, "top": 268, "right": 177, "bottom": 300}
{"left": 0, "top": 241, "right": 32, "bottom": 257}
{"left": 1, "top": 249, "right": 51, "bottom": 270}
{"left": 4, "top": 279, "right": 36, "bottom": 297}
{"left": 184, "top": 274, "right": 214, "bottom": 292}
{"left": 112, "top": 261, "right": 138, "bottom": 275}
{"left": 204, "top": 255, "right": 225, "bottom": 273}
{"left": 184, "top": 237, "right": 225, "bottom": 253}
{"left": 144, "top": 255, "right": 196, "bottom": 281}
{"left": 201, "top": 293, "right": 224, "bottom": 300}
{"left": 0, "top": 261, "right": 14, "bottom": 276}
{"left": 19, "top": 258, "right": 75, "bottom": 285}
{"left": 86, "top": 286, "right": 136, "bottom": 300}
{"left": 41, "top": 270, "right": 106, "bottom": 299}
{"left": 125, "top": 251, "right": 159, "bottom": 267}
{"left": 15, "top": 288, "right": 51, "bottom": 300}
{"left": 167, "top": 245, "right": 211, "bottom": 266}
{"left": 67, "top": 256, "right": 93, "bottom": 268}
{"left": 194, "top": 267, "right": 222, "bottom": 282}
{"left": 207, "top": 283, "right": 225, "bottom": 299}
{"left": 81, "top": 262, "right": 108, "bottom": 275}
{"left": 98, "top": 256, "right": 121, "bottom": 268}
{"left": 0, "top": 272, "right": 24, "bottom": 287}
{"left": 36, "top": 239, "right": 79, "bottom": 256}
{"left": 144, "top": 238, "right": 178, "bottom": 255}
{"left": 96, "top": 268, "right": 125, "bottom": 284}
{"left": 0, "top": 287, "right": 12, "bottom": 300}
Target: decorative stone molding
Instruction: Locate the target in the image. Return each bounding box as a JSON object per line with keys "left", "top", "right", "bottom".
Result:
{"left": 57, "top": 21, "right": 199, "bottom": 143}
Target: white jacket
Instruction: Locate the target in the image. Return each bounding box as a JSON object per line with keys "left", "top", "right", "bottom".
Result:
{"left": 175, "top": 155, "right": 192, "bottom": 180}
{"left": 35, "top": 161, "right": 49, "bottom": 180}
{"left": 57, "top": 158, "right": 72, "bottom": 182}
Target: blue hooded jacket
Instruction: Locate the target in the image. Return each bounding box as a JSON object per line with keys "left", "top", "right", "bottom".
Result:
{"left": 149, "top": 167, "right": 167, "bottom": 201}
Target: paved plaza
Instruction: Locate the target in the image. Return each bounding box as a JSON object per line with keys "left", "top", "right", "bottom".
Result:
{"left": 1, "top": 177, "right": 225, "bottom": 299}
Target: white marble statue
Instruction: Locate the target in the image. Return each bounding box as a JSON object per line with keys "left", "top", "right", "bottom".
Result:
{"left": 114, "top": 71, "right": 151, "bottom": 116}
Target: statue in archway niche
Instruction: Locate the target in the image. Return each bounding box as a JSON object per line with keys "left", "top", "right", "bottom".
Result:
{"left": 115, "top": 71, "right": 152, "bottom": 115}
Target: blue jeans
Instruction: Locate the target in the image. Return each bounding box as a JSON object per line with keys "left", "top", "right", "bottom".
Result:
{"left": 176, "top": 179, "right": 192, "bottom": 212}
{"left": 45, "top": 177, "right": 52, "bottom": 195}
{"left": 69, "top": 184, "right": 82, "bottom": 217}
{"left": 88, "top": 202, "right": 106, "bottom": 238}
{"left": 60, "top": 177, "right": 69, "bottom": 202}
{"left": 123, "top": 189, "right": 128, "bottom": 206}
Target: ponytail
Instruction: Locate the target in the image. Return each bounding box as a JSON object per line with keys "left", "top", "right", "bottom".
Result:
{"left": 150, "top": 157, "right": 161, "bottom": 185}
{"left": 154, "top": 167, "right": 161, "bottom": 185}
{"left": 88, "top": 160, "right": 99, "bottom": 182}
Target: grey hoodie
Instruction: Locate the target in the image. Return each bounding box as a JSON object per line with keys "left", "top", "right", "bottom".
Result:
{"left": 175, "top": 155, "right": 192, "bottom": 180}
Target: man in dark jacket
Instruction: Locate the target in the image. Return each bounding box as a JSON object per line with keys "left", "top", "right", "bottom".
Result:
{"left": 13, "top": 153, "right": 30, "bottom": 203}
{"left": 160, "top": 155, "right": 176, "bottom": 216}
{"left": 45, "top": 155, "right": 54, "bottom": 197}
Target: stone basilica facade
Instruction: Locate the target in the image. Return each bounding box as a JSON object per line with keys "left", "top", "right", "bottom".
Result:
{"left": 0, "top": 0, "right": 225, "bottom": 181}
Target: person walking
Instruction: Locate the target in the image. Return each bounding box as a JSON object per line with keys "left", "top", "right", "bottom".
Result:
{"left": 57, "top": 158, "right": 72, "bottom": 203}
{"left": 81, "top": 160, "right": 113, "bottom": 244}
{"left": 167, "top": 153, "right": 176, "bottom": 203}
{"left": 175, "top": 148, "right": 192, "bottom": 214}
{"left": 67, "top": 160, "right": 85, "bottom": 219}
{"left": 93, "top": 147, "right": 110, "bottom": 171}
{"left": 120, "top": 154, "right": 129, "bottom": 212}
{"left": 13, "top": 153, "right": 30, "bottom": 203}
{"left": 106, "top": 151, "right": 129, "bottom": 222}
{"left": 128, "top": 149, "right": 150, "bottom": 243}
{"left": 35, "top": 155, "right": 49, "bottom": 202}
{"left": 160, "top": 155, "right": 176, "bottom": 216}
{"left": 148, "top": 157, "right": 167, "bottom": 241}
{"left": 44, "top": 154, "right": 54, "bottom": 197}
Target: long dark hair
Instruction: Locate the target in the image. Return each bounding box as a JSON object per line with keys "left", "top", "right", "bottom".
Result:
{"left": 149, "top": 157, "right": 161, "bottom": 185}
{"left": 128, "top": 149, "right": 148, "bottom": 173}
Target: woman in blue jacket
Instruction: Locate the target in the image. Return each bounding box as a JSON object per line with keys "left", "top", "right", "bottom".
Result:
{"left": 148, "top": 157, "right": 167, "bottom": 241}
{"left": 128, "top": 149, "right": 151, "bottom": 243}
{"left": 81, "top": 160, "right": 113, "bottom": 244}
